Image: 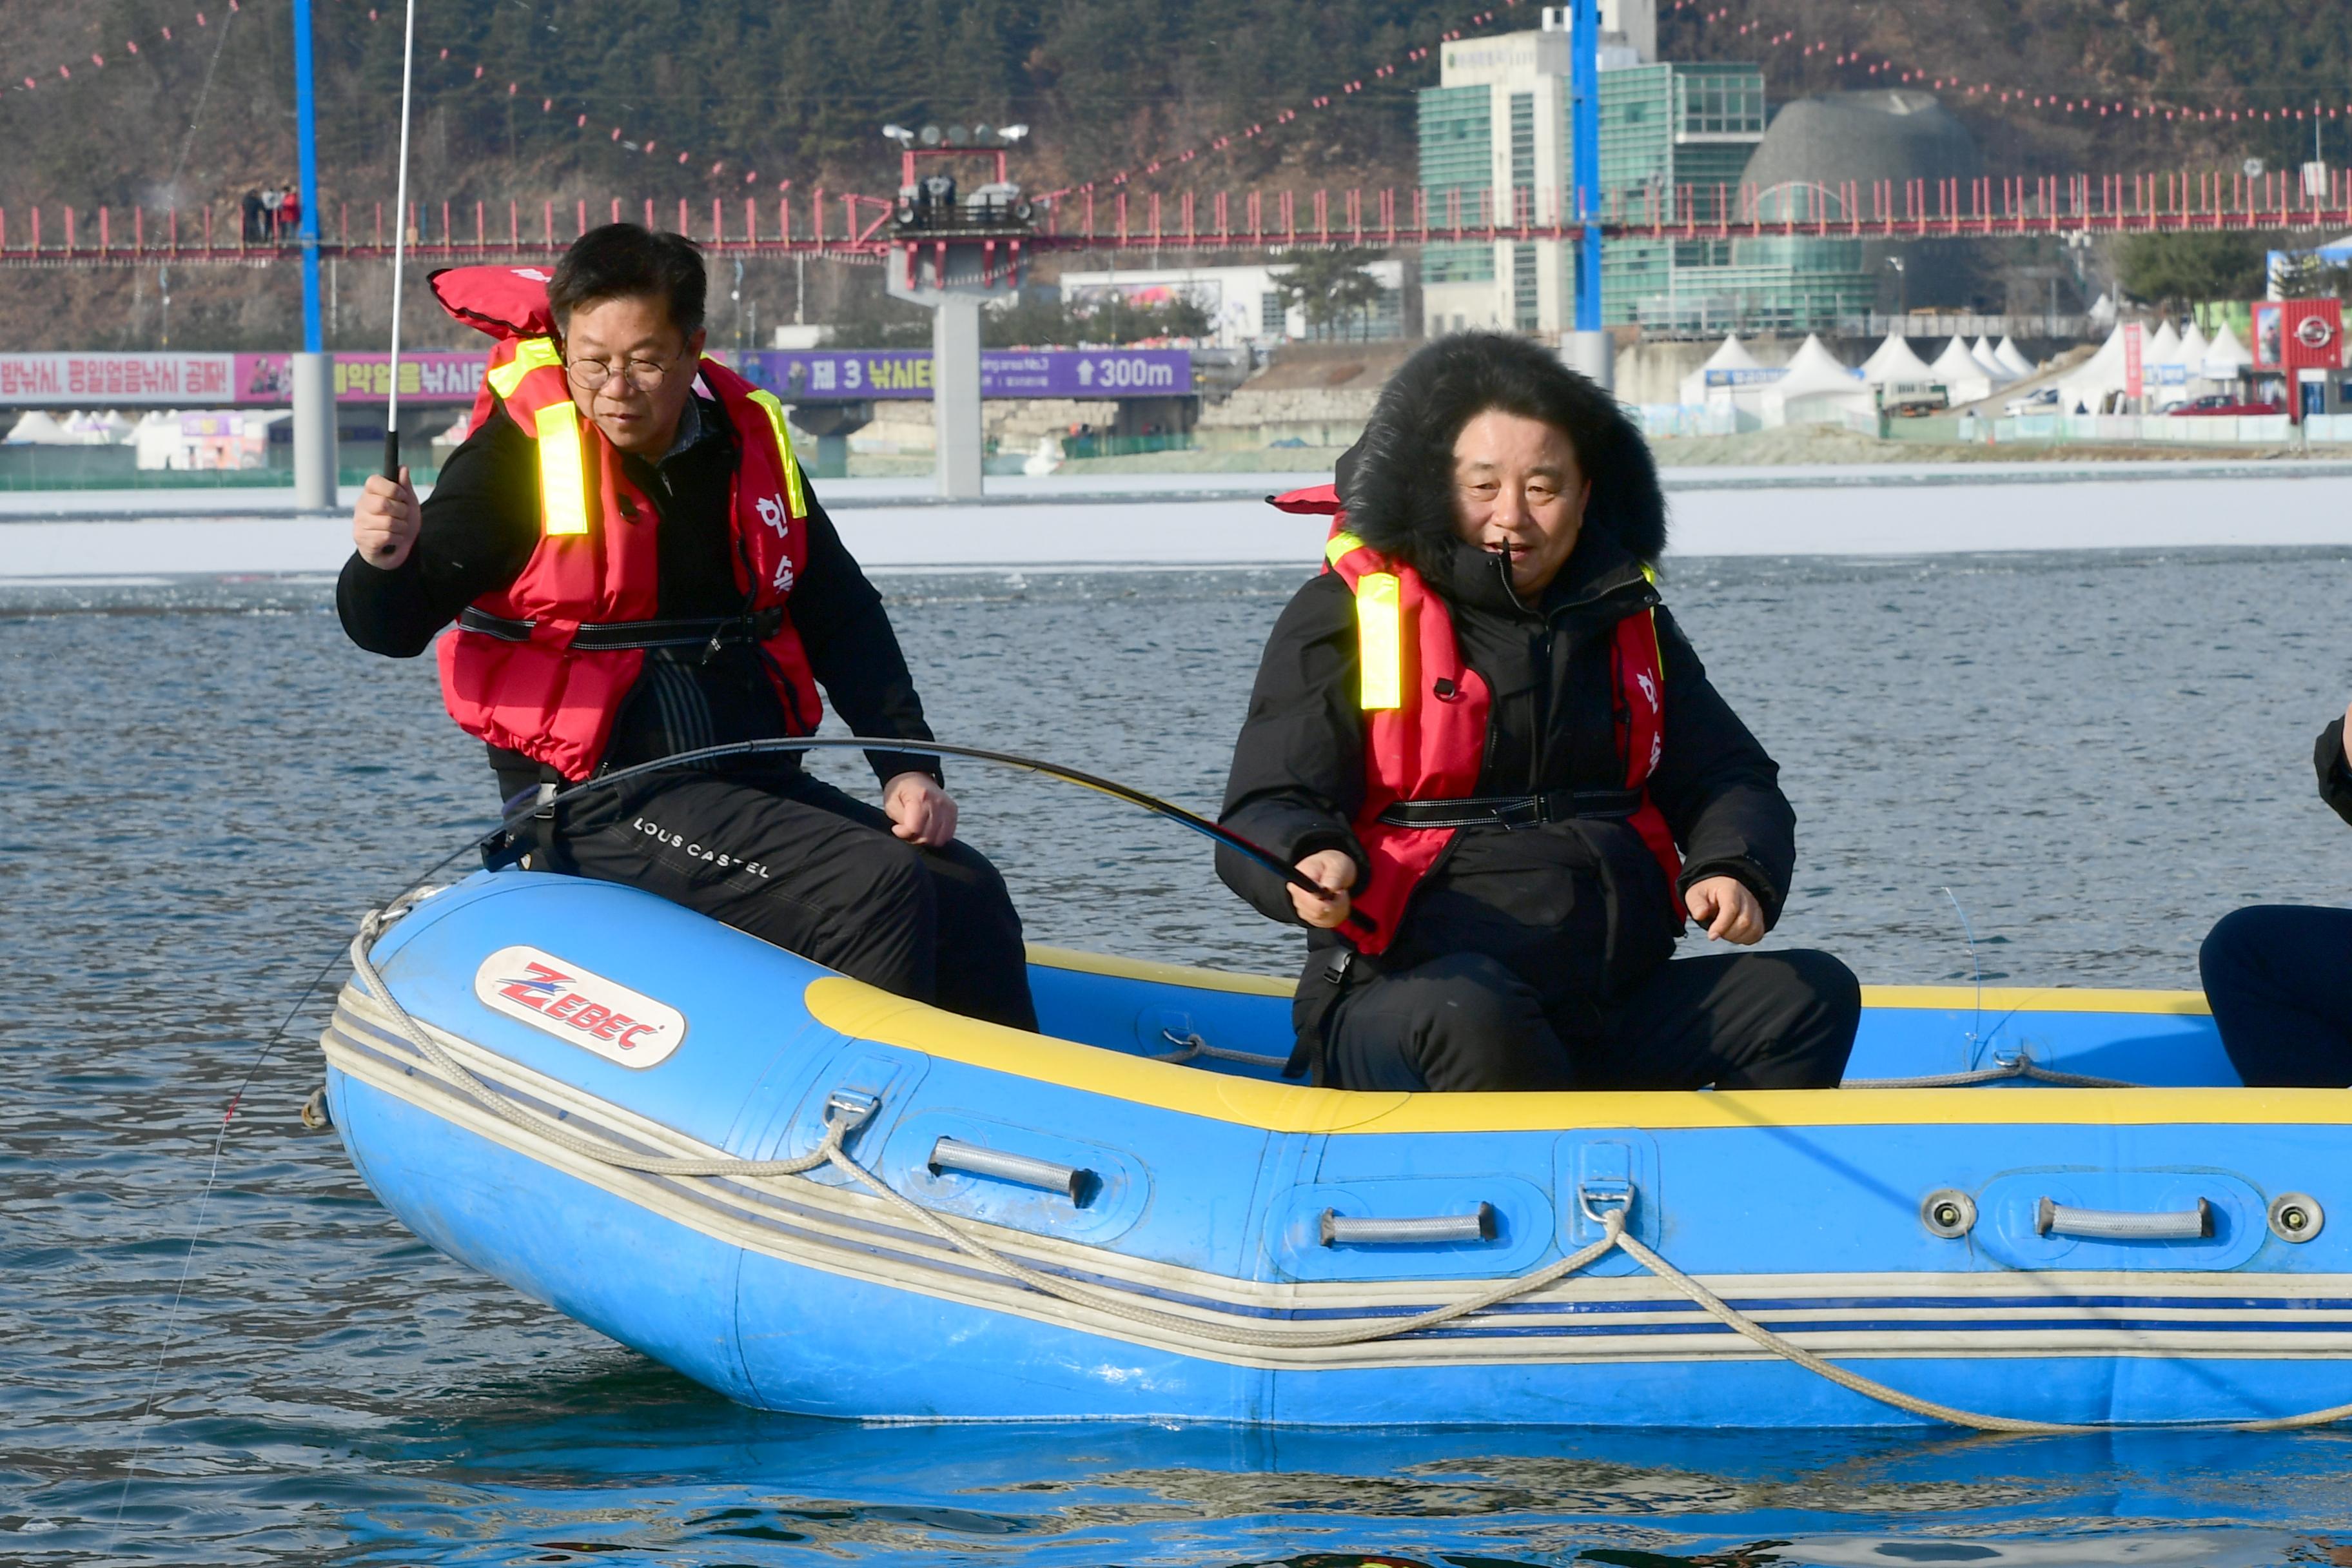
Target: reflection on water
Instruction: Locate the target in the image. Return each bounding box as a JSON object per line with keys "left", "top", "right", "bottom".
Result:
{"left": 7, "top": 553, "right": 2352, "bottom": 1562}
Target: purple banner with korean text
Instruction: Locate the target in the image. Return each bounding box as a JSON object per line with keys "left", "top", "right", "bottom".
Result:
{"left": 730, "top": 349, "right": 1192, "bottom": 401}
{"left": 233, "top": 353, "right": 490, "bottom": 405}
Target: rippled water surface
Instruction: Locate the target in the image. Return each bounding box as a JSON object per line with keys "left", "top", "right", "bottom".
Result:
{"left": 6, "top": 547, "right": 2352, "bottom": 1565}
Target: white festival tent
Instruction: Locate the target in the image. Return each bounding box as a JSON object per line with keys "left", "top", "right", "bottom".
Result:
{"left": 2202, "top": 321, "right": 2255, "bottom": 379}
{"left": 2057, "top": 322, "right": 2132, "bottom": 412}
{"left": 1859, "top": 331, "right": 1936, "bottom": 386}
{"left": 1678, "top": 332, "right": 1765, "bottom": 406}
{"left": 2170, "top": 322, "right": 2223, "bottom": 399}
{"left": 1994, "top": 336, "right": 2037, "bottom": 378}
{"left": 2177, "top": 321, "right": 2211, "bottom": 372}
{"left": 1928, "top": 337, "right": 1994, "bottom": 405}
{"left": 2142, "top": 320, "right": 2190, "bottom": 406}
{"left": 1968, "top": 337, "right": 2014, "bottom": 385}
{"left": 1761, "top": 335, "right": 1870, "bottom": 426}
{"left": 4, "top": 411, "right": 74, "bottom": 445}
{"left": 61, "top": 409, "right": 136, "bottom": 444}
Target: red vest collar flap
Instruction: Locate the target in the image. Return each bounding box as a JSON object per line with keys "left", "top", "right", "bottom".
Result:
{"left": 431, "top": 264, "right": 562, "bottom": 341}
{"left": 1268, "top": 483, "right": 1342, "bottom": 514}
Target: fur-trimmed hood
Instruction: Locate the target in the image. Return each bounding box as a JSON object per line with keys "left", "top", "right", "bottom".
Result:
{"left": 1332, "top": 332, "right": 1666, "bottom": 574}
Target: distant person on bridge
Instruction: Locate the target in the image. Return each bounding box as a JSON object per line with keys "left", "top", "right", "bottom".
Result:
{"left": 1217, "top": 333, "right": 1859, "bottom": 1092}
{"left": 337, "top": 224, "right": 1035, "bottom": 1031}
{"left": 2198, "top": 697, "right": 2352, "bottom": 1085}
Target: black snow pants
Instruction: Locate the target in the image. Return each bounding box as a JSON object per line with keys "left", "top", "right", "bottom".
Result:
{"left": 545, "top": 767, "right": 1037, "bottom": 1031}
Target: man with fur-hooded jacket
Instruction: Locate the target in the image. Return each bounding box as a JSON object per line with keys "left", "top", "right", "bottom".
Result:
{"left": 1217, "top": 333, "right": 1859, "bottom": 1092}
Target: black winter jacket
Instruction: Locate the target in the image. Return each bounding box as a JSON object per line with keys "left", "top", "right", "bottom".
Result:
{"left": 1217, "top": 400, "right": 1797, "bottom": 1037}
{"left": 2318, "top": 717, "right": 2352, "bottom": 826}
{"left": 337, "top": 397, "right": 941, "bottom": 795}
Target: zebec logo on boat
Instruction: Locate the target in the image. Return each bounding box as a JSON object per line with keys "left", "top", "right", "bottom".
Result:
{"left": 471, "top": 946, "right": 687, "bottom": 1068}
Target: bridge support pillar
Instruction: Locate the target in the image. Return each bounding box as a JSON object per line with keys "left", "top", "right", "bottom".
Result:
{"left": 292, "top": 351, "right": 337, "bottom": 511}
{"left": 1565, "top": 330, "right": 1612, "bottom": 392}
{"left": 933, "top": 295, "right": 985, "bottom": 500}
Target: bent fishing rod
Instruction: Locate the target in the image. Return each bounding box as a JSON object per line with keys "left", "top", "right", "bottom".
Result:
{"left": 466, "top": 735, "right": 1370, "bottom": 933}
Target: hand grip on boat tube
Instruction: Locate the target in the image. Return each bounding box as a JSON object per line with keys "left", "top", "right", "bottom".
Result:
{"left": 928, "top": 1137, "right": 1097, "bottom": 1205}
{"left": 1321, "top": 1203, "right": 1498, "bottom": 1247}
{"left": 2035, "top": 1196, "right": 2212, "bottom": 1240}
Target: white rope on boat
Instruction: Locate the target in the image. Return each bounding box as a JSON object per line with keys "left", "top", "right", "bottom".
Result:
{"left": 349, "top": 914, "right": 841, "bottom": 1179}
{"left": 340, "top": 908, "right": 2345, "bottom": 1429}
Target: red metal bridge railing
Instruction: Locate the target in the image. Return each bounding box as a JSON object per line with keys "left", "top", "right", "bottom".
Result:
{"left": 3, "top": 168, "right": 2348, "bottom": 267}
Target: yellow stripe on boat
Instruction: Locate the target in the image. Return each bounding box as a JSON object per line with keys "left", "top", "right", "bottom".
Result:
{"left": 1024, "top": 943, "right": 2211, "bottom": 1015}
{"left": 807, "top": 970, "right": 2295, "bottom": 1136}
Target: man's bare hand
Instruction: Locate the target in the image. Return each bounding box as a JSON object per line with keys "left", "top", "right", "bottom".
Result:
{"left": 353, "top": 467, "right": 420, "bottom": 569}
{"left": 1685, "top": 874, "right": 1765, "bottom": 945}
{"left": 883, "top": 771, "right": 958, "bottom": 848}
{"left": 1289, "top": 848, "right": 1358, "bottom": 929}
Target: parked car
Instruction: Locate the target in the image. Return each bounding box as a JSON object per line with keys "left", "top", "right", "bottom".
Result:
{"left": 2168, "top": 393, "right": 2281, "bottom": 416}
{"left": 2002, "top": 386, "right": 2059, "bottom": 416}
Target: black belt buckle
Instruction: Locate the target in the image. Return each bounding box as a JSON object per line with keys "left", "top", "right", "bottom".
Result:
{"left": 1493, "top": 796, "right": 1547, "bottom": 830}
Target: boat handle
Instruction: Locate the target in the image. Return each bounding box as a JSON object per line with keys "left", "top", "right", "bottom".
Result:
{"left": 928, "top": 1136, "right": 1096, "bottom": 1204}
{"left": 2035, "top": 1196, "right": 2211, "bottom": 1240}
{"left": 1321, "top": 1203, "right": 1496, "bottom": 1247}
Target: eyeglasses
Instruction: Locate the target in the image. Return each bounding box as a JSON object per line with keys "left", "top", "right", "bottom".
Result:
{"left": 563, "top": 351, "right": 682, "bottom": 393}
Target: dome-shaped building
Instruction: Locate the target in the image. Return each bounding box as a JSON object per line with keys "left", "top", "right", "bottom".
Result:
{"left": 1720, "top": 90, "right": 1983, "bottom": 324}
{"left": 1743, "top": 90, "right": 1980, "bottom": 222}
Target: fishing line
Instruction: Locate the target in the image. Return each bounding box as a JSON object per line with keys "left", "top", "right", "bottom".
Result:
{"left": 108, "top": 730, "right": 1351, "bottom": 1532}
{"left": 115, "top": 10, "right": 428, "bottom": 1525}
{"left": 1941, "top": 885, "right": 1984, "bottom": 1051}
{"left": 106, "top": 820, "right": 502, "bottom": 1545}
{"left": 164, "top": 0, "right": 240, "bottom": 197}
{"left": 113, "top": 729, "right": 1349, "bottom": 1527}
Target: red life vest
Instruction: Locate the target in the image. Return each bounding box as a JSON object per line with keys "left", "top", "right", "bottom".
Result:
{"left": 1272, "top": 484, "right": 1684, "bottom": 956}
{"left": 427, "top": 265, "right": 820, "bottom": 781}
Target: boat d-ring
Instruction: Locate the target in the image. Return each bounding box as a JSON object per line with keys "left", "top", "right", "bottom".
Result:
{"left": 1921, "top": 1188, "right": 1977, "bottom": 1239}
{"left": 1578, "top": 1179, "right": 1634, "bottom": 1226}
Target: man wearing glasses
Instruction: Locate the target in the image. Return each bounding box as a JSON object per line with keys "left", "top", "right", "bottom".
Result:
{"left": 338, "top": 224, "right": 1035, "bottom": 1030}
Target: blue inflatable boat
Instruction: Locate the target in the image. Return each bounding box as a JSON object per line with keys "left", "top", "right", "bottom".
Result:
{"left": 320, "top": 868, "right": 2352, "bottom": 1429}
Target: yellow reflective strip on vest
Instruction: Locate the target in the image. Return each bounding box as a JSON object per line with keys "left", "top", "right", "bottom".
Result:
{"left": 1355, "top": 571, "right": 1403, "bottom": 709}
{"left": 743, "top": 387, "right": 807, "bottom": 517}
{"left": 531, "top": 398, "right": 591, "bottom": 536}
{"left": 487, "top": 336, "right": 562, "bottom": 400}
{"left": 1326, "top": 530, "right": 1366, "bottom": 569}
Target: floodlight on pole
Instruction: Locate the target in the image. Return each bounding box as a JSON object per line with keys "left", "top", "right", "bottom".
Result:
{"left": 882, "top": 124, "right": 915, "bottom": 146}
{"left": 998, "top": 124, "right": 1030, "bottom": 143}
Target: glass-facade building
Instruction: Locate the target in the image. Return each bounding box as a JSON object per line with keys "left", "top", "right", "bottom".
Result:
{"left": 1415, "top": 31, "right": 1875, "bottom": 334}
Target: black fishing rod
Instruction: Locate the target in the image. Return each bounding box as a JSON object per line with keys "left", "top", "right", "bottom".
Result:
{"left": 487, "top": 734, "right": 1371, "bottom": 934}
{"left": 381, "top": 0, "right": 418, "bottom": 482}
